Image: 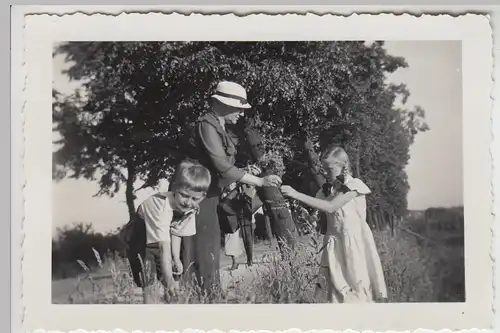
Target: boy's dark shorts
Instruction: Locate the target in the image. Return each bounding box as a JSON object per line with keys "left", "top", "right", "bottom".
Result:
{"left": 129, "top": 242, "right": 165, "bottom": 288}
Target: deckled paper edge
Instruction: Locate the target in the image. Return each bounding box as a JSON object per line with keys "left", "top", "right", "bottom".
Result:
{"left": 490, "top": 8, "right": 497, "bottom": 333}
{"left": 18, "top": 10, "right": 496, "bottom": 333}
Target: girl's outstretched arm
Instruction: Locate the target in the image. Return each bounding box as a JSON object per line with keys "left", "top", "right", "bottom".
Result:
{"left": 281, "top": 185, "right": 357, "bottom": 214}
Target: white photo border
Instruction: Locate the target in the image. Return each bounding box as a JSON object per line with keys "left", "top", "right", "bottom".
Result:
{"left": 22, "top": 12, "right": 493, "bottom": 332}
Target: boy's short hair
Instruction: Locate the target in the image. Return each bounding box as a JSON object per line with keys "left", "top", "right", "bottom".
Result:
{"left": 171, "top": 160, "right": 211, "bottom": 193}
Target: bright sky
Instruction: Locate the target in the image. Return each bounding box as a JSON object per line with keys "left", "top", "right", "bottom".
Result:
{"left": 52, "top": 41, "right": 463, "bottom": 234}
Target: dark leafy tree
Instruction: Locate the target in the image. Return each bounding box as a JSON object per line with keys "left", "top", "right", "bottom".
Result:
{"left": 53, "top": 41, "right": 428, "bottom": 227}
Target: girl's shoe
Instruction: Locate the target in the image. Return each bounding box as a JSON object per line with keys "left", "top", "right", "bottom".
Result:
{"left": 376, "top": 295, "right": 389, "bottom": 303}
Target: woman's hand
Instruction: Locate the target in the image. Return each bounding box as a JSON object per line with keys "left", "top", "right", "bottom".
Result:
{"left": 262, "top": 175, "right": 282, "bottom": 187}
{"left": 280, "top": 185, "right": 298, "bottom": 198}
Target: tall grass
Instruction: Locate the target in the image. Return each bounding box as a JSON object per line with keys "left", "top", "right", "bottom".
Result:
{"left": 376, "top": 208, "right": 465, "bottom": 302}
{"left": 376, "top": 230, "right": 437, "bottom": 302}
{"left": 62, "top": 211, "right": 465, "bottom": 304}
{"left": 67, "top": 238, "right": 323, "bottom": 304}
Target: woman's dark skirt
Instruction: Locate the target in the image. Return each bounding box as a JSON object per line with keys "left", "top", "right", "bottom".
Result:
{"left": 180, "top": 194, "right": 221, "bottom": 293}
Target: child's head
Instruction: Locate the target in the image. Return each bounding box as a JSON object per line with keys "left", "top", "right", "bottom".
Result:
{"left": 320, "top": 145, "right": 352, "bottom": 183}
{"left": 171, "top": 160, "right": 211, "bottom": 213}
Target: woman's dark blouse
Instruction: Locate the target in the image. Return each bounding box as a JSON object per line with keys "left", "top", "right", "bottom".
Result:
{"left": 194, "top": 112, "right": 245, "bottom": 193}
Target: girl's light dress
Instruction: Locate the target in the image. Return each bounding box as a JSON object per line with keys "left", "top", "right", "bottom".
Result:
{"left": 224, "top": 208, "right": 260, "bottom": 257}
{"left": 224, "top": 230, "right": 245, "bottom": 257}
{"left": 316, "top": 176, "right": 388, "bottom": 303}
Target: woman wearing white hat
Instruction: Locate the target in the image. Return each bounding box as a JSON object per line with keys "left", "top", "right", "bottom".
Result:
{"left": 182, "top": 81, "right": 282, "bottom": 293}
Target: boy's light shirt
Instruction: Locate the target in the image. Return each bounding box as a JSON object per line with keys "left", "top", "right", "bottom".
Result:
{"left": 137, "top": 191, "right": 198, "bottom": 244}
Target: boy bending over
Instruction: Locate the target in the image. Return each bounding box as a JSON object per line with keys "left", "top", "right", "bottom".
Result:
{"left": 135, "top": 160, "right": 211, "bottom": 303}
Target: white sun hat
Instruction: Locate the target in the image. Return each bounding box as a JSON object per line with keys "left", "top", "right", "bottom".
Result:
{"left": 211, "top": 81, "right": 251, "bottom": 109}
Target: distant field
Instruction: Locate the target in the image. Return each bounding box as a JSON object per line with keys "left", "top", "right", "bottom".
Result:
{"left": 52, "top": 208, "right": 465, "bottom": 304}
{"left": 376, "top": 207, "right": 465, "bottom": 302}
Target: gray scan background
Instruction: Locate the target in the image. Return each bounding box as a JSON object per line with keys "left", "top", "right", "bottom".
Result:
{"left": 7, "top": 2, "right": 500, "bottom": 333}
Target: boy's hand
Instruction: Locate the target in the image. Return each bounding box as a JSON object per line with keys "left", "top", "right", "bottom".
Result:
{"left": 160, "top": 274, "right": 176, "bottom": 292}
{"left": 173, "top": 258, "right": 183, "bottom": 275}
{"left": 165, "top": 280, "right": 180, "bottom": 298}
{"left": 280, "top": 185, "right": 298, "bottom": 198}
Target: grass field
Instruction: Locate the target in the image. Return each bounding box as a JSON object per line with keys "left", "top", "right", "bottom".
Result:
{"left": 52, "top": 208, "right": 465, "bottom": 304}
{"left": 52, "top": 238, "right": 282, "bottom": 304}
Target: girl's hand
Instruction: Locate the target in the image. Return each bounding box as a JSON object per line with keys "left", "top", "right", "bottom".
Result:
{"left": 262, "top": 175, "right": 282, "bottom": 187}
{"left": 247, "top": 164, "right": 262, "bottom": 176}
{"left": 280, "top": 185, "right": 298, "bottom": 198}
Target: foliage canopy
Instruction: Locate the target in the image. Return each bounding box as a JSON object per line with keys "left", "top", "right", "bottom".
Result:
{"left": 53, "top": 41, "right": 428, "bottom": 221}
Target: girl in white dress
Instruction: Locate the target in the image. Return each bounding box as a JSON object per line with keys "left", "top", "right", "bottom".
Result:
{"left": 281, "top": 146, "right": 388, "bottom": 303}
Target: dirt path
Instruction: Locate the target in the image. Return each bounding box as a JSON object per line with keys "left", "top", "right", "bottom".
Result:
{"left": 220, "top": 240, "right": 279, "bottom": 290}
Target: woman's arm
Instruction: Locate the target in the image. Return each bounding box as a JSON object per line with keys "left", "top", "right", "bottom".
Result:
{"left": 198, "top": 122, "right": 246, "bottom": 182}
{"left": 240, "top": 173, "right": 265, "bottom": 187}
{"left": 199, "top": 122, "right": 281, "bottom": 188}
{"left": 282, "top": 186, "right": 358, "bottom": 214}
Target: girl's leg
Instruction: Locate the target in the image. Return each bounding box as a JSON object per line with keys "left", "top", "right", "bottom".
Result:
{"left": 230, "top": 255, "right": 238, "bottom": 270}
{"left": 225, "top": 231, "right": 243, "bottom": 269}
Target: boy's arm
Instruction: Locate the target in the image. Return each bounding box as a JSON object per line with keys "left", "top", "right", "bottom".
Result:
{"left": 170, "top": 234, "right": 182, "bottom": 263}
{"left": 159, "top": 233, "right": 175, "bottom": 289}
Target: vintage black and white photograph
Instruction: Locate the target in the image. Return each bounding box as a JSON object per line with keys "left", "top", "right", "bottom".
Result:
{"left": 50, "top": 39, "right": 465, "bottom": 305}
{"left": 21, "top": 12, "right": 493, "bottom": 332}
